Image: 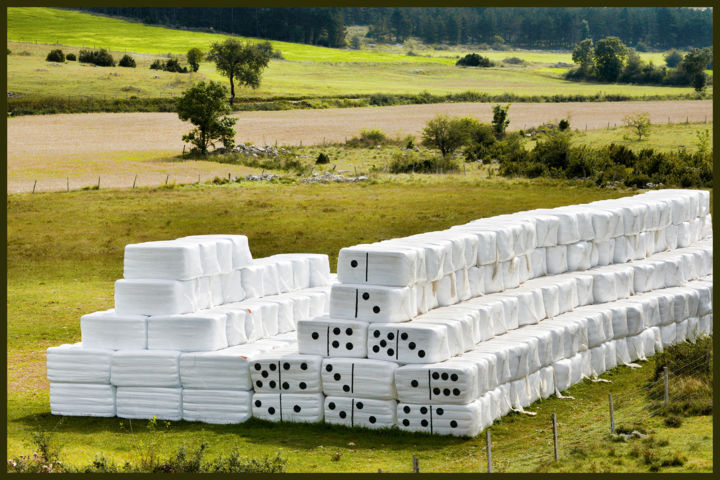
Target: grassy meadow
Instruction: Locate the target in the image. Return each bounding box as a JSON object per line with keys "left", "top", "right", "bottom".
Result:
{"left": 6, "top": 179, "right": 712, "bottom": 472}
{"left": 7, "top": 7, "right": 706, "bottom": 111}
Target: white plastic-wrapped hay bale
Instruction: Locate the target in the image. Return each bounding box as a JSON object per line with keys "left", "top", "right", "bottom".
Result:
{"left": 397, "top": 400, "right": 485, "bottom": 437}
{"left": 182, "top": 389, "right": 253, "bottom": 424}
{"left": 330, "top": 283, "right": 417, "bottom": 323}
{"left": 147, "top": 312, "right": 228, "bottom": 352}
{"left": 114, "top": 278, "right": 209, "bottom": 316}
{"left": 180, "top": 234, "right": 252, "bottom": 270}
{"left": 50, "top": 383, "right": 116, "bottom": 417}
{"left": 324, "top": 397, "right": 397, "bottom": 429}
{"left": 321, "top": 358, "right": 398, "bottom": 399}
{"left": 80, "top": 310, "right": 148, "bottom": 350}
{"left": 395, "top": 360, "right": 479, "bottom": 405}
{"left": 297, "top": 316, "right": 368, "bottom": 358}
{"left": 367, "top": 322, "right": 450, "bottom": 364}
{"left": 250, "top": 352, "right": 322, "bottom": 393}
{"left": 116, "top": 387, "right": 182, "bottom": 420}
{"left": 123, "top": 240, "right": 203, "bottom": 280}
{"left": 46, "top": 343, "right": 113, "bottom": 384}
{"left": 110, "top": 350, "right": 180, "bottom": 387}
{"left": 337, "top": 244, "right": 424, "bottom": 287}
{"left": 252, "top": 393, "right": 324, "bottom": 423}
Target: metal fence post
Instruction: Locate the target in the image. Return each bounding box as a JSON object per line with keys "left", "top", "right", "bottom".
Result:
{"left": 552, "top": 413, "right": 559, "bottom": 461}
{"left": 609, "top": 393, "right": 615, "bottom": 434}
{"left": 486, "top": 429, "right": 493, "bottom": 473}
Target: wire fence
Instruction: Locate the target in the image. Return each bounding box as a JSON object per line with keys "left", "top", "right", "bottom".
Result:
{"left": 417, "top": 352, "right": 710, "bottom": 473}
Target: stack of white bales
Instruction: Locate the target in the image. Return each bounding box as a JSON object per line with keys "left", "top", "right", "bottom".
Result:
{"left": 48, "top": 234, "right": 334, "bottom": 424}
{"left": 291, "top": 189, "right": 711, "bottom": 436}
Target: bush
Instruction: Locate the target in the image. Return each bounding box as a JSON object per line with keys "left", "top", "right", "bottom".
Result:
{"left": 66, "top": 53, "right": 76, "bottom": 61}
{"left": 503, "top": 57, "right": 526, "bottom": 65}
{"left": 315, "top": 152, "right": 330, "bottom": 164}
{"left": 388, "top": 151, "right": 459, "bottom": 173}
{"left": 118, "top": 54, "right": 136, "bottom": 68}
{"left": 664, "top": 415, "right": 683, "bottom": 428}
{"left": 79, "top": 49, "right": 115, "bottom": 67}
{"left": 369, "top": 93, "right": 397, "bottom": 106}
{"left": 421, "top": 115, "right": 472, "bottom": 158}
{"left": 346, "top": 128, "right": 391, "bottom": 148}
{"left": 558, "top": 119, "right": 571, "bottom": 131}
{"left": 664, "top": 49, "right": 683, "bottom": 68}
{"left": 46, "top": 49, "right": 65, "bottom": 62}
{"left": 150, "top": 57, "right": 188, "bottom": 73}
{"left": 456, "top": 53, "right": 494, "bottom": 67}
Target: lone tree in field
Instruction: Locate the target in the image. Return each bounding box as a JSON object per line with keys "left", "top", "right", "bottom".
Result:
{"left": 177, "top": 81, "right": 237, "bottom": 155}
{"left": 593, "top": 36, "right": 627, "bottom": 82}
{"left": 207, "top": 38, "right": 272, "bottom": 105}
{"left": 187, "top": 47, "right": 203, "bottom": 72}
{"left": 421, "top": 115, "right": 470, "bottom": 158}
{"left": 492, "top": 104, "right": 510, "bottom": 138}
{"left": 624, "top": 112, "right": 651, "bottom": 141}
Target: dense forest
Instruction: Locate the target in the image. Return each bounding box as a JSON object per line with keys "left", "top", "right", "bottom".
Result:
{"left": 79, "top": 7, "right": 712, "bottom": 51}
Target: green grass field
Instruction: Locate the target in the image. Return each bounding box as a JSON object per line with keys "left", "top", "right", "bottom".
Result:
{"left": 570, "top": 122, "right": 713, "bottom": 153}
{"left": 7, "top": 8, "right": 704, "bottom": 107}
{"left": 6, "top": 179, "right": 712, "bottom": 472}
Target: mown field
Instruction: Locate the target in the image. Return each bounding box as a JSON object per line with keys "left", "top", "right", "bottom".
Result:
{"left": 7, "top": 8, "right": 706, "bottom": 108}
{"left": 6, "top": 179, "right": 712, "bottom": 472}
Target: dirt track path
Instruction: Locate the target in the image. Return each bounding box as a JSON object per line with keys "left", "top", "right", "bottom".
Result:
{"left": 7, "top": 100, "right": 712, "bottom": 193}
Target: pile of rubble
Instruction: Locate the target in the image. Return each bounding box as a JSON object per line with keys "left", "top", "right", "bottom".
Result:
{"left": 301, "top": 172, "right": 368, "bottom": 184}
{"left": 244, "top": 173, "right": 283, "bottom": 181}
{"left": 234, "top": 144, "right": 290, "bottom": 158}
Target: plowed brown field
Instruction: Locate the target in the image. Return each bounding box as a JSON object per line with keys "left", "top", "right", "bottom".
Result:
{"left": 8, "top": 100, "right": 712, "bottom": 193}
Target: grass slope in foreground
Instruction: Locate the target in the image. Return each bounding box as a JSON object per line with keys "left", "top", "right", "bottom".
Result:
{"left": 6, "top": 179, "right": 712, "bottom": 472}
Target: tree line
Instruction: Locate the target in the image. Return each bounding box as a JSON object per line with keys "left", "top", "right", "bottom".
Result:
{"left": 79, "top": 7, "right": 712, "bottom": 50}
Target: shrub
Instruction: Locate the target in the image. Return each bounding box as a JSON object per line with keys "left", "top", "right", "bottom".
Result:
{"left": 66, "top": 53, "right": 76, "bottom": 61}
{"left": 503, "top": 56, "right": 526, "bottom": 65}
{"left": 664, "top": 49, "right": 683, "bottom": 68}
{"left": 369, "top": 93, "right": 397, "bottom": 106}
{"left": 187, "top": 47, "right": 203, "bottom": 72}
{"left": 46, "top": 49, "right": 65, "bottom": 62}
{"left": 388, "top": 151, "right": 459, "bottom": 173}
{"left": 664, "top": 415, "right": 683, "bottom": 428}
{"left": 315, "top": 152, "right": 330, "bottom": 164}
{"left": 118, "top": 54, "right": 136, "bottom": 68}
{"left": 456, "top": 53, "right": 493, "bottom": 67}
{"left": 271, "top": 49, "right": 284, "bottom": 60}
{"left": 558, "top": 118, "right": 571, "bottom": 131}
{"left": 421, "top": 115, "right": 472, "bottom": 158}
{"left": 150, "top": 57, "right": 188, "bottom": 73}
{"left": 79, "top": 49, "right": 115, "bottom": 67}
{"left": 347, "top": 128, "right": 391, "bottom": 148}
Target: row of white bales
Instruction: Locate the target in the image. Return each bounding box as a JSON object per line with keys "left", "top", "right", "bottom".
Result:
{"left": 47, "top": 190, "right": 713, "bottom": 436}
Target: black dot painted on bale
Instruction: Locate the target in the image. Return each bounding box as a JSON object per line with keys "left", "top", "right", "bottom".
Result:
{"left": 282, "top": 382, "right": 290, "bottom": 390}
{"left": 403, "top": 406, "right": 411, "bottom": 414}
{"left": 343, "top": 385, "right": 350, "bottom": 392}
{"left": 432, "top": 372, "right": 440, "bottom": 380}
{"left": 433, "top": 388, "right": 440, "bottom": 395}
{"left": 387, "top": 348, "right": 394, "bottom": 356}
{"left": 403, "top": 419, "right": 410, "bottom": 427}
{"left": 334, "top": 373, "right": 341, "bottom": 381}
{"left": 453, "top": 388, "right": 461, "bottom": 396}
{"left": 332, "top": 341, "right": 340, "bottom": 348}
{"left": 269, "top": 381, "right": 276, "bottom": 388}
{"left": 436, "top": 408, "right": 444, "bottom": 415}
{"left": 401, "top": 333, "right": 408, "bottom": 340}
{"left": 328, "top": 402, "right": 336, "bottom": 410}
{"left": 294, "top": 405, "right": 301, "bottom": 413}
{"left": 351, "top": 260, "right": 358, "bottom": 268}
{"left": 362, "top": 292, "right": 370, "bottom": 300}
{"left": 256, "top": 381, "right": 263, "bottom": 388}
{"left": 441, "top": 373, "right": 449, "bottom": 381}
{"left": 268, "top": 407, "right": 275, "bottom": 414}
{"left": 333, "top": 327, "right": 341, "bottom": 335}
{"left": 421, "top": 419, "right": 428, "bottom": 427}
{"left": 301, "top": 363, "right": 308, "bottom": 370}
{"left": 369, "top": 416, "right": 376, "bottom": 424}
{"left": 261, "top": 371, "right": 269, "bottom": 378}
{"left": 339, "top": 411, "right": 347, "bottom": 419}
{"left": 380, "top": 340, "right": 387, "bottom": 347}
{"left": 451, "top": 374, "right": 458, "bottom": 381}
{"left": 254, "top": 364, "right": 262, "bottom": 371}
{"left": 269, "top": 364, "right": 277, "bottom": 371}
{"left": 346, "top": 342, "right": 353, "bottom": 350}
{"left": 450, "top": 420, "right": 458, "bottom": 428}
{"left": 311, "top": 332, "right": 319, "bottom": 340}
{"left": 418, "top": 350, "right": 426, "bottom": 358}
{"left": 387, "top": 332, "right": 395, "bottom": 340}
{"left": 411, "top": 380, "right": 419, "bottom": 387}
{"left": 373, "top": 330, "right": 380, "bottom": 338}
{"left": 326, "top": 364, "right": 333, "bottom": 372}
{"left": 255, "top": 400, "right": 262, "bottom": 407}
{"left": 408, "top": 342, "right": 416, "bottom": 350}
{"left": 299, "top": 382, "right": 307, "bottom": 390}
{"left": 372, "top": 345, "right": 380, "bottom": 353}
{"left": 373, "top": 306, "right": 381, "bottom": 314}
{"left": 283, "top": 362, "right": 290, "bottom": 370}
{"left": 443, "top": 388, "right": 451, "bottom": 396}
{"left": 346, "top": 328, "right": 353, "bottom": 335}
{"left": 420, "top": 407, "right": 428, "bottom": 414}
{"left": 356, "top": 402, "right": 364, "bottom": 409}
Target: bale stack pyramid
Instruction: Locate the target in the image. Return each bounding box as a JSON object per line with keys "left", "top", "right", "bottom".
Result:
{"left": 48, "top": 190, "right": 713, "bottom": 436}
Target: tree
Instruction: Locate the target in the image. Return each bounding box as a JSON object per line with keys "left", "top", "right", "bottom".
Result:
{"left": 46, "top": 49, "right": 65, "bottom": 62}
{"left": 118, "top": 54, "right": 136, "bottom": 68}
{"left": 177, "top": 81, "right": 237, "bottom": 154}
{"left": 678, "top": 47, "right": 711, "bottom": 92}
{"left": 187, "top": 47, "right": 203, "bottom": 72}
{"left": 593, "top": 36, "right": 627, "bottom": 82}
{"left": 664, "top": 49, "right": 683, "bottom": 68}
{"left": 624, "top": 112, "right": 651, "bottom": 141}
{"left": 421, "top": 115, "right": 470, "bottom": 158}
{"left": 207, "top": 38, "right": 272, "bottom": 105}
{"left": 571, "top": 38, "right": 594, "bottom": 76}
{"left": 492, "top": 104, "right": 511, "bottom": 138}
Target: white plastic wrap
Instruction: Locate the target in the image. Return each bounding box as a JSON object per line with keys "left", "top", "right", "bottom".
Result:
{"left": 330, "top": 283, "right": 416, "bottom": 323}
{"left": 147, "top": 312, "right": 228, "bottom": 352}
{"left": 337, "top": 245, "right": 423, "bottom": 287}
{"left": 182, "top": 389, "right": 253, "bottom": 424}
{"left": 110, "top": 350, "right": 180, "bottom": 387}
{"left": 180, "top": 234, "right": 252, "bottom": 269}
{"left": 321, "top": 358, "right": 398, "bottom": 399}
{"left": 367, "top": 323, "right": 450, "bottom": 364}
{"left": 46, "top": 343, "right": 113, "bottom": 384}
{"left": 115, "top": 278, "right": 208, "bottom": 316}
{"left": 297, "top": 316, "right": 368, "bottom": 357}
{"left": 250, "top": 352, "right": 322, "bottom": 393}
{"left": 50, "top": 383, "right": 116, "bottom": 417}
{"left": 116, "top": 387, "right": 182, "bottom": 420}
{"left": 324, "top": 397, "right": 397, "bottom": 429}
{"left": 176, "top": 237, "right": 231, "bottom": 275}
{"left": 80, "top": 310, "right": 148, "bottom": 350}
{"left": 252, "top": 393, "right": 324, "bottom": 423}
{"left": 397, "top": 401, "right": 485, "bottom": 437}
{"left": 123, "top": 240, "right": 203, "bottom": 280}
{"left": 395, "top": 361, "right": 478, "bottom": 405}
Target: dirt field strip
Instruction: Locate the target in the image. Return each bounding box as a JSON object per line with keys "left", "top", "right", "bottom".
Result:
{"left": 7, "top": 100, "right": 712, "bottom": 193}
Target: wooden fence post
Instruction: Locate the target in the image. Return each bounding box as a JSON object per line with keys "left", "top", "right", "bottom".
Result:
{"left": 32, "top": 180, "right": 37, "bottom": 193}
{"left": 412, "top": 454, "right": 419, "bottom": 473}
{"left": 67, "top": 177, "right": 69, "bottom": 192}
{"left": 486, "top": 429, "right": 493, "bottom": 473}
{"left": 609, "top": 393, "right": 615, "bottom": 434}
{"left": 552, "top": 413, "right": 559, "bottom": 461}
{"left": 133, "top": 174, "right": 137, "bottom": 189}
{"left": 165, "top": 175, "right": 169, "bottom": 185}
{"left": 97, "top": 176, "right": 101, "bottom": 189}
